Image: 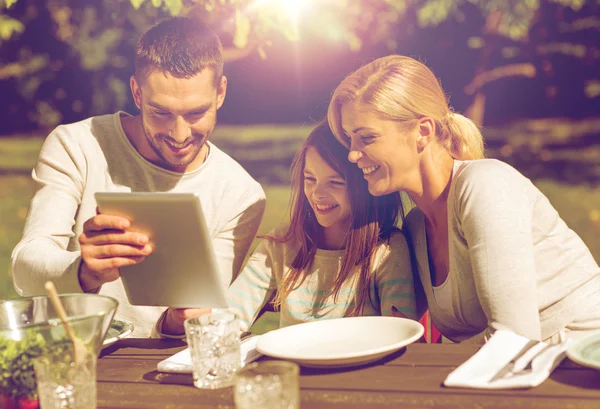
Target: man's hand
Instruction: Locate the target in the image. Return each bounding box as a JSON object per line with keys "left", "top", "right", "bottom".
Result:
{"left": 78, "top": 214, "right": 152, "bottom": 292}
{"left": 162, "top": 308, "right": 212, "bottom": 336}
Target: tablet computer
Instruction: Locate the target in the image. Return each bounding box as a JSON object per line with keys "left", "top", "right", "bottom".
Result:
{"left": 95, "top": 192, "right": 228, "bottom": 309}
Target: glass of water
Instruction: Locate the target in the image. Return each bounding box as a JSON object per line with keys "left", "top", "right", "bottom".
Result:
{"left": 234, "top": 361, "right": 300, "bottom": 409}
{"left": 184, "top": 309, "right": 241, "bottom": 389}
{"left": 33, "top": 351, "right": 97, "bottom": 409}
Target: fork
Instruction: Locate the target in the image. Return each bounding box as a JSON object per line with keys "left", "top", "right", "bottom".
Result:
{"left": 488, "top": 340, "right": 549, "bottom": 382}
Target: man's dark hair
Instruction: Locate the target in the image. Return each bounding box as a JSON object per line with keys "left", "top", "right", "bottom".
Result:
{"left": 135, "top": 17, "right": 223, "bottom": 85}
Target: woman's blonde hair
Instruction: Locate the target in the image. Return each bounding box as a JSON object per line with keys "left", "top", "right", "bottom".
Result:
{"left": 267, "top": 119, "right": 401, "bottom": 316}
{"left": 328, "top": 55, "right": 484, "bottom": 160}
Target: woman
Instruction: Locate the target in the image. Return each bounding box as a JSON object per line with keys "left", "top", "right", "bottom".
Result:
{"left": 327, "top": 55, "right": 600, "bottom": 344}
{"left": 227, "top": 119, "right": 416, "bottom": 331}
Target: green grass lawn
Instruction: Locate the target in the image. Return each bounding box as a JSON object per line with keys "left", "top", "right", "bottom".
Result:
{"left": 0, "top": 174, "right": 34, "bottom": 300}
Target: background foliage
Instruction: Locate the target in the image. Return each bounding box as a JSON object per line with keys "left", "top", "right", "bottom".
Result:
{"left": 1, "top": 0, "right": 598, "bottom": 131}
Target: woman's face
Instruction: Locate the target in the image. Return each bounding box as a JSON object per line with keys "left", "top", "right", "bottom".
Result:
{"left": 303, "top": 147, "right": 352, "bottom": 233}
{"left": 340, "top": 103, "right": 419, "bottom": 196}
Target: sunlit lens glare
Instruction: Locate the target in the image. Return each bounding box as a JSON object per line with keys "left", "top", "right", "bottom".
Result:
{"left": 280, "top": 0, "right": 309, "bottom": 18}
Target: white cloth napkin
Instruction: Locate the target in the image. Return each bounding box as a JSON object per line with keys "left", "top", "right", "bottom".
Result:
{"left": 156, "top": 335, "right": 262, "bottom": 373}
{"left": 443, "top": 329, "right": 570, "bottom": 389}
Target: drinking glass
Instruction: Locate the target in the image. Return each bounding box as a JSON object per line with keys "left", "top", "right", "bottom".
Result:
{"left": 234, "top": 361, "right": 300, "bottom": 409}
{"left": 184, "top": 309, "right": 241, "bottom": 389}
{"left": 33, "top": 351, "right": 97, "bottom": 409}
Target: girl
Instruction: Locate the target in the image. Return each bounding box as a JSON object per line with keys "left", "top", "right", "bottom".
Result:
{"left": 227, "top": 119, "right": 416, "bottom": 331}
{"left": 327, "top": 55, "right": 600, "bottom": 344}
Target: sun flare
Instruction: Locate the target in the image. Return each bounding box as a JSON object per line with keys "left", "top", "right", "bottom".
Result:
{"left": 280, "top": 0, "right": 310, "bottom": 19}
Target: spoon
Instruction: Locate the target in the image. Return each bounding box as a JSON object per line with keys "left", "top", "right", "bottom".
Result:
{"left": 44, "top": 281, "right": 88, "bottom": 365}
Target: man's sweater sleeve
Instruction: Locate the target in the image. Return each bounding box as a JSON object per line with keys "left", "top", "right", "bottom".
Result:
{"left": 11, "top": 127, "right": 86, "bottom": 296}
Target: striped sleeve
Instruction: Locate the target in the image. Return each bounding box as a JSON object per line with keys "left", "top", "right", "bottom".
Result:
{"left": 226, "top": 239, "right": 278, "bottom": 331}
{"left": 375, "top": 231, "right": 417, "bottom": 320}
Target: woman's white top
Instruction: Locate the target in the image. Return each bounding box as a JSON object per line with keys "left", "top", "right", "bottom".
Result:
{"left": 432, "top": 274, "right": 454, "bottom": 318}
{"left": 405, "top": 159, "right": 600, "bottom": 344}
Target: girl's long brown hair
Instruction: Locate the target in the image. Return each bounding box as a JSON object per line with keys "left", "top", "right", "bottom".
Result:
{"left": 269, "top": 119, "right": 402, "bottom": 315}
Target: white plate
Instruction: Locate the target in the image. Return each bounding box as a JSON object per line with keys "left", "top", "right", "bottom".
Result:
{"left": 256, "top": 316, "right": 424, "bottom": 368}
{"left": 566, "top": 331, "right": 600, "bottom": 370}
{"left": 102, "top": 319, "right": 134, "bottom": 348}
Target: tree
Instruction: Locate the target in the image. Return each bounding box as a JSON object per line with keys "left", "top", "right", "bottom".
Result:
{"left": 0, "top": 0, "right": 412, "bottom": 130}
{"left": 0, "top": 0, "right": 597, "bottom": 131}
{"left": 454, "top": 0, "right": 596, "bottom": 125}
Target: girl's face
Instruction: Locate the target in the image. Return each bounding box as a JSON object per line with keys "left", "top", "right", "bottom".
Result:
{"left": 340, "top": 103, "right": 419, "bottom": 196}
{"left": 303, "top": 147, "right": 352, "bottom": 233}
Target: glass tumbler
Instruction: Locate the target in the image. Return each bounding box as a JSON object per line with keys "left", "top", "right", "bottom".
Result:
{"left": 234, "top": 361, "right": 300, "bottom": 409}
{"left": 184, "top": 309, "right": 241, "bottom": 389}
{"left": 33, "top": 351, "right": 97, "bottom": 409}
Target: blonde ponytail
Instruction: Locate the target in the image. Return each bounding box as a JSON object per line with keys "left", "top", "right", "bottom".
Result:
{"left": 440, "top": 112, "right": 485, "bottom": 160}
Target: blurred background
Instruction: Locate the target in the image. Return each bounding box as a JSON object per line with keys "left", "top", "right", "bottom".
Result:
{"left": 1, "top": 0, "right": 599, "bottom": 301}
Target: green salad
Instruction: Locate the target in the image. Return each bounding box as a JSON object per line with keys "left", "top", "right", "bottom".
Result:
{"left": 0, "top": 331, "right": 73, "bottom": 400}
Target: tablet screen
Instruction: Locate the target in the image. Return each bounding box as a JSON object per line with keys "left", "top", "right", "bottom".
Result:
{"left": 95, "top": 192, "right": 228, "bottom": 309}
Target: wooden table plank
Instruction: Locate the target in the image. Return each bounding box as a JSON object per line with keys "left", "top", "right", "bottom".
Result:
{"left": 97, "top": 381, "right": 600, "bottom": 409}
{"left": 101, "top": 339, "right": 187, "bottom": 358}
{"left": 96, "top": 355, "right": 600, "bottom": 398}
{"left": 384, "top": 344, "right": 585, "bottom": 369}
{"left": 102, "top": 341, "right": 584, "bottom": 369}
{"left": 97, "top": 339, "right": 600, "bottom": 409}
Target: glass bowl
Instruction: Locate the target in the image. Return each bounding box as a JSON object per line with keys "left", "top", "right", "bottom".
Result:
{"left": 0, "top": 294, "right": 118, "bottom": 353}
{"left": 0, "top": 294, "right": 118, "bottom": 408}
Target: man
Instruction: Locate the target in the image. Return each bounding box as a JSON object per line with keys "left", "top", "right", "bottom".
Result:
{"left": 11, "top": 17, "right": 266, "bottom": 337}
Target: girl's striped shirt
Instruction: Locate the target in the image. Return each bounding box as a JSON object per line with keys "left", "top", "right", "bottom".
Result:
{"left": 227, "top": 229, "right": 417, "bottom": 331}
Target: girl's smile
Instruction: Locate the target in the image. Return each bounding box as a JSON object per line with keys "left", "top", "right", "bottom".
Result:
{"left": 314, "top": 203, "right": 339, "bottom": 214}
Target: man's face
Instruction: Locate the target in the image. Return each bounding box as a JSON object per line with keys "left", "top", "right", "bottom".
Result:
{"left": 131, "top": 68, "right": 227, "bottom": 172}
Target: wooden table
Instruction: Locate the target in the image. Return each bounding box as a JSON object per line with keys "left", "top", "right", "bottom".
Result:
{"left": 97, "top": 339, "right": 600, "bottom": 409}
